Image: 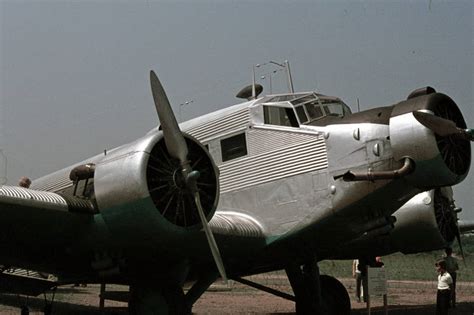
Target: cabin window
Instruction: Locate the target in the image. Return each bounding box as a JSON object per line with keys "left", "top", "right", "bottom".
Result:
{"left": 221, "top": 133, "right": 247, "bottom": 162}
{"left": 263, "top": 106, "right": 299, "bottom": 127}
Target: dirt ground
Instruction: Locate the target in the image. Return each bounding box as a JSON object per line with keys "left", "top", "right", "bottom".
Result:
{"left": 0, "top": 279, "right": 472, "bottom": 314}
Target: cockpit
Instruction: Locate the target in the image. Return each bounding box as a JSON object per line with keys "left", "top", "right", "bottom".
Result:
{"left": 256, "top": 92, "right": 352, "bottom": 127}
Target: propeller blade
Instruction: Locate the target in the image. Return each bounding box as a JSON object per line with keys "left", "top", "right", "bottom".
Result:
{"left": 413, "top": 111, "right": 474, "bottom": 141}
{"left": 413, "top": 111, "right": 459, "bottom": 137}
{"left": 195, "top": 191, "right": 228, "bottom": 283}
{"left": 454, "top": 226, "right": 466, "bottom": 262}
{"left": 187, "top": 170, "right": 227, "bottom": 283}
{"left": 150, "top": 70, "right": 226, "bottom": 281}
{"left": 150, "top": 70, "right": 189, "bottom": 164}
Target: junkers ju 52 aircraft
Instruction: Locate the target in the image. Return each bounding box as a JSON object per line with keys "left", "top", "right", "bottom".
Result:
{"left": 0, "top": 69, "right": 472, "bottom": 314}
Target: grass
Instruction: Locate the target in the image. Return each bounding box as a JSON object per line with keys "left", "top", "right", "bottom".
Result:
{"left": 319, "top": 234, "right": 474, "bottom": 282}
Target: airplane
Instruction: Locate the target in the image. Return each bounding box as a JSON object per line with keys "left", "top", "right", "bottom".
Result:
{"left": 0, "top": 69, "right": 472, "bottom": 315}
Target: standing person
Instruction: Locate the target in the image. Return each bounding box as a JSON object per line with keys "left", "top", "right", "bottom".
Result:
{"left": 359, "top": 257, "right": 369, "bottom": 302}
{"left": 444, "top": 247, "right": 459, "bottom": 308}
{"left": 435, "top": 260, "right": 452, "bottom": 315}
{"left": 352, "top": 259, "right": 362, "bottom": 302}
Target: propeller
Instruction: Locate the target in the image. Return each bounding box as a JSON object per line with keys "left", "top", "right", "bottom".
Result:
{"left": 149, "top": 70, "right": 227, "bottom": 282}
{"left": 451, "top": 206, "right": 466, "bottom": 262}
{"left": 434, "top": 188, "right": 466, "bottom": 261}
{"left": 454, "top": 226, "right": 466, "bottom": 262}
{"left": 413, "top": 111, "right": 474, "bottom": 141}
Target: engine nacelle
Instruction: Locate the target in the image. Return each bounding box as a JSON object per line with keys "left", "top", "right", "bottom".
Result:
{"left": 388, "top": 187, "right": 456, "bottom": 254}
{"left": 94, "top": 131, "right": 219, "bottom": 234}
{"left": 389, "top": 92, "right": 470, "bottom": 188}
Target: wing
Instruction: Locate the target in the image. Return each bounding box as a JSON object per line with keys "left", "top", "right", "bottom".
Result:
{"left": 0, "top": 186, "right": 94, "bottom": 275}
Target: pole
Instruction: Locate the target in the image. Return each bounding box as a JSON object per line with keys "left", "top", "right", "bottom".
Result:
{"left": 284, "top": 60, "right": 294, "bottom": 93}
{"left": 252, "top": 66, "right": 256, "bottom": 99}
{"left": 99, "top": 283, "right": 105, "bottom": 310}
{"left": 367, "top": 288, "right": 371, "bottom": 315}
{"left": 269, "top": 74, "right": 273, "bottom": 94}
{"left": 268, "top": 60, "right": 294, "bottom": 94}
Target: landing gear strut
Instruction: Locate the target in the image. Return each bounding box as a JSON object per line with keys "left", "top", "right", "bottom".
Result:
{"left": 286, "top": 261, "right": 350, "bottom": 315}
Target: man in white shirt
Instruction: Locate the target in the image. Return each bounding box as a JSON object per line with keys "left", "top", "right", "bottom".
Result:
{"left": 435, "top": 260, "right": 452, "bottom": 315}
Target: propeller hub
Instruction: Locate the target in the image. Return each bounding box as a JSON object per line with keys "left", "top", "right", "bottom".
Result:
{"left": 172, "top": 168, "right": 187, "bottom": 189}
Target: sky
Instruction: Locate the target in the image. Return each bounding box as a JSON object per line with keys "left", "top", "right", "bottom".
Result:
{"left": 0, "top": 1, "right": 472, "bottom": 220}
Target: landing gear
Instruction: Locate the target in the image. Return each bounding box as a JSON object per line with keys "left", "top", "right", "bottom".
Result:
{"left": 13, "top": 287, "right": 56, "bottom": 315}
{"left": 42, "top": 303, "right": 53, "bottom": 315}
{"left": 42, "top": 287, "right": 56, "bottom": 315}
{"left": 286, "top": 261, "right": 324, "bottom": 314}
{"left": 129, "top": 285, "right": 190, "bottom": 315}
{"left": 20, "top": 306, "right": 29, "bottom": 315}
{"left": 320, "top": 275, "right": 351, "bottom": 315}
{"left": 286, "top": 261, "right": 350, "bottom": 315}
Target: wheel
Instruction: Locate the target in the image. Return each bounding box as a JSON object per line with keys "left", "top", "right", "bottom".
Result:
{"left": 320, "top": 275, "right": 351, "bottom": 315}
{"left": 20, "top": 306, "right": 29, "bottom": 315}
{"left": 164, "top": 285, "right": 190, "bottom": 315}
{"left": 43, "top": 304, "right": 52, "bottom": 315}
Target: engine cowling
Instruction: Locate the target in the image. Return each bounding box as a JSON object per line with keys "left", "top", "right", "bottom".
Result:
{"left": 94, "top": 131, "right": 219, "bottom": 232}
{"left": 389, "top": 91, "right": 470, "bottom": 188}
{"left": 388, "top": 187, "right": 457, "bottom": 254}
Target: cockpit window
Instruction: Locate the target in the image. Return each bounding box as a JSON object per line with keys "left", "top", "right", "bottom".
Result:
{"left": 295, "top": 106, "right": 308, "bottom": 124}
{"left": 323, "top": 103, "right": 346, "bottom": 116}
{"left": 292, "top": 94, "right": 316, "bottom": 105}
{"left": 296, "top": 100, "right": 351, "bottom": 124}
{"left": 266, "top": 95, "right": 295, "bottom": 102}
{"left": 263, "top": 106, "right": 299, "bottom": 127}
{"left": 305, "top": 102, "right": 324, "bottom": 120}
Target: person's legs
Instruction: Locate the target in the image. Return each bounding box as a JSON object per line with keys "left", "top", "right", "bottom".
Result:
{"left": 355, "top": 273, "right": 361, "bottom": 301}
{"left": 362, "top": 274, "right": 368, "bottom": 302}
{"left": 451, "top": 272, "right": 457, "bottom": 307}
{"left": 437, "top": 289, "right": 450, "bottom": 315}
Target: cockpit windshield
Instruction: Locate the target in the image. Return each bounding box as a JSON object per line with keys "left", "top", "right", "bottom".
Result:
{"left": 292, "top": 95, "right": 351, "bottom": 124}
{"left": 259, "top": 92, "right": 351, "bottom": 126}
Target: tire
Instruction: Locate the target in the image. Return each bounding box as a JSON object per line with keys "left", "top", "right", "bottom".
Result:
{"left": 320, "top": 275, "right": 351, "bottom": 315}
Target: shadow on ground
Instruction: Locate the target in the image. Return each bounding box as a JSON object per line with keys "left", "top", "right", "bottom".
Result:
{"left": 267, "top": 302, "right": 473, "bottom": 314}
{"left": 350, "top": 302, "right": 473, "bottom": 315}
{"left": 0, "top": 293, "right": 127, "bottom": 314}
{"left": 0, "top": 292, "right": 472, "bottom": 314}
